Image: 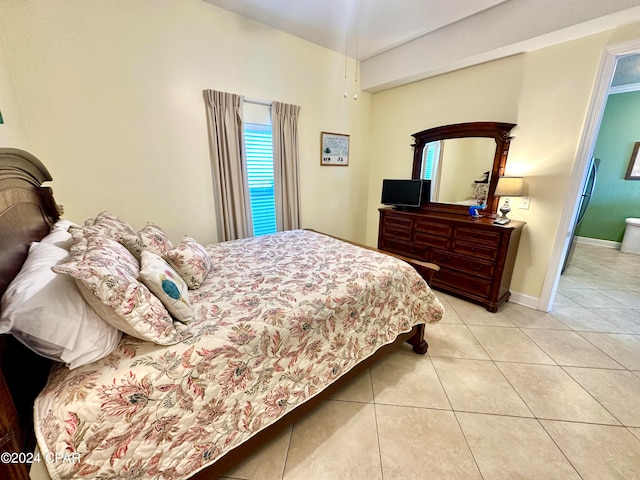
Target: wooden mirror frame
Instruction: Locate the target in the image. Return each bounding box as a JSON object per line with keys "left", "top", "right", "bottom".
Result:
{"left": 411, "top": 121, "right": 516, "bottom": 216}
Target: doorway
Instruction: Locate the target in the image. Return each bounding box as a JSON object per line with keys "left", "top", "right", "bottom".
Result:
{"left": 539, "top": 39, "right": 640, "bottom": 312}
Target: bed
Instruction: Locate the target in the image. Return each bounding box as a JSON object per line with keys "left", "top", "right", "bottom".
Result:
{"left": 0, "top": 147, "right": 444, "bottom": 480}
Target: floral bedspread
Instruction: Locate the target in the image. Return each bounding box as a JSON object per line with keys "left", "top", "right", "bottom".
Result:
{"left": 34, "top": 230, "right": 444, "bottom": 480}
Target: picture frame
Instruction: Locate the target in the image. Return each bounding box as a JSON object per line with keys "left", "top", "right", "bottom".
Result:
{"left": 626, "top": 142, "right": 640, "bottom": 180}
{"left": 320, "top": 132, "right": 349, "bottom": 166}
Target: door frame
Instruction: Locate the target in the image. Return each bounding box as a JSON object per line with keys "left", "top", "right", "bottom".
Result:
{"left": 538, "top": 38, "right": 640, "bottom": 312}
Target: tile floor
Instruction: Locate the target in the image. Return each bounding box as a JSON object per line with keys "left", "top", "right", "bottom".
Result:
{"left": 218, "top": 243, "right": 640, "bottom": 480}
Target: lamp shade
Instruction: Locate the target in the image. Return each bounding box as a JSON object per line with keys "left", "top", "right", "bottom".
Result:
{"left": 495, "top": 176, "right": 523, "bottom": 197}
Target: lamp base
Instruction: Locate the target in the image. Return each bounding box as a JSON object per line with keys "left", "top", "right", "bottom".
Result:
{"left": 494, "top": 198, "right": 512, "bottom": 225}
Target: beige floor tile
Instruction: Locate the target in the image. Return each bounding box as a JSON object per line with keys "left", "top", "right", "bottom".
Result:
{"left": 376, "top": 405, "right": 481, "bottom": 480}
{"left": 371, "top": 351, "right": 451, "bottom": 409}
{"left": 541, "top": 420, "right": 640, "bottom": 480}
{"left": 431, "top": 357, "right": 532, "bottom": 417}
{"left": 467, "top": 326, "right": 556, "bottom": 364}
{"left": 222, "top": 424, "right": 292, "bottom": 480}
{"left": 438, "top": 299, "right": 464, "bottom": 324}
{"left": 424, "top": 323, "right": 490, "bottom": 360}
{"left": 564, "top": 367, "right": 640, "bottom": 427}
{"left": 448, "top": 298, "right": 516, "bottom": 327}
{"left": 456, "top": 412, "right": 581, "bottom": 480}
{"left": 552, "top": 305, "right": 627, "bottom": 333}
{"left": 283, "top": 400, "right": 381, "bottom": 480}
{"left": 522, "top": 329, "right": 624, "bottom": 368}
{"left": 329, "top": 367, "right": 374, "bottom": 403}
{"left": 630, "top": 428, "right": 640, "bottom": 441}
{"left": 496, "top": 362, "right": 620, "bottom": 424}
{"left": 579, "top": 332, "right": 640, "bottom": 370}
{"left": 594, "top": 308, "right": 640, "bottom": 334}
{"left": 501, "top": 302, "right": 571, "bottom": 330}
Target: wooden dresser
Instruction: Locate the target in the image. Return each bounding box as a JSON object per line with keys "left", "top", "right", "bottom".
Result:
{"left": 378, "top": 207, "right": 524, "bottom": 312}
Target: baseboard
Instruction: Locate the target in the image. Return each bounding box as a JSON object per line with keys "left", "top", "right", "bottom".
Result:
{"left": 508, "top": 291, "right": 539, "bottom": 310}
{"left": 575, "top": 236, "right": 621, "bottom": 249}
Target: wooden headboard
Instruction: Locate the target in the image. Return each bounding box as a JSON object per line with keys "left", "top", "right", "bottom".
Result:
{"left": 0, "top": 147, "right": 61, "bottom": 480}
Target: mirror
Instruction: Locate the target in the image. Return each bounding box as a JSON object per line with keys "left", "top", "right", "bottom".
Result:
{"left": 411, "top": 122, "right": 516, "bottom": 215}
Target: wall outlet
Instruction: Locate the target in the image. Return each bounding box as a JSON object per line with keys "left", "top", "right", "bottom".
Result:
{"left": 520, "top": 196, "right": 531, "bottom": 210}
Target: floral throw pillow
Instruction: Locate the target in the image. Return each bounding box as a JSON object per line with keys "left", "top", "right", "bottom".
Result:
{"left": 82, "top": 211, "right": 135, "bottom": 241}
{"left": 139, "top": 250, "right": 191, "bottom": 323}
{"left": 165, "top": 236, "right": 212, "bottom": 289}
{"left": 121, "top": 222, "right": 174, "bottom": 261}
{"left": 53, "top": 235, "right": 189, "bottom": 345}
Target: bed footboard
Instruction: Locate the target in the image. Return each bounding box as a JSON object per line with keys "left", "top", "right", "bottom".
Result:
{"left": 406, "top": 323, "right": 428, "bottom": 354}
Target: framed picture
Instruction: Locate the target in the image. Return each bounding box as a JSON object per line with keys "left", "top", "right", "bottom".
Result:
{"left": 626, "top": 142, "right": 640, "bottom": 180}
{"left": 320, "top": 132, "right": 349, "bottom": 166}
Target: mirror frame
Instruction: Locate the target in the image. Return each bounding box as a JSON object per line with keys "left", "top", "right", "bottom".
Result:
{"left": 411, "top": 121, "right": 516, "bottom": 216}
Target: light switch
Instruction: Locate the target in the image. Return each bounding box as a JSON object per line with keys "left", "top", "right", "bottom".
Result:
{"left": 520, "top": 196, "right": 531, "bottom": 209}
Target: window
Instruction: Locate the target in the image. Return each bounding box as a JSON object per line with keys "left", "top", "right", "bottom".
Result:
{"left": 422, "top": 141, "right": 441, "bottom": 181}
{"left": 244, "top": 122, "right": 277, "bottom": 236}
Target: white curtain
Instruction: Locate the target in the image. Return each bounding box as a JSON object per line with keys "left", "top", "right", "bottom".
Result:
{"left": 203, "top": 90, "right": 253, "bottom": 241}
{"left": 272, "top": 101, "right": 301, "bottom": 231}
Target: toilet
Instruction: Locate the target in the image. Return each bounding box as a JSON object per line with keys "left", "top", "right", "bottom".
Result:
{"left": 621, "top": 218, "right": 640, "bottom": 255}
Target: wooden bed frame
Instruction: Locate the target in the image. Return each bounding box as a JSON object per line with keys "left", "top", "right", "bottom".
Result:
{"left": 0, "top": 147, "right": 438, "bottom": 480}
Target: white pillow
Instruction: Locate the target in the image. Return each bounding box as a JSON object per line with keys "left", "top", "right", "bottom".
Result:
{"left": 139, "top": 250, "right": 191, "bottom": 323}
{"left": 0, "top": 240, "right": 122, "bottom": 369}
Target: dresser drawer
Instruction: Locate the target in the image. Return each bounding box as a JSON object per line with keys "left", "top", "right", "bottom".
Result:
{"left": 382, "top": 225, "right": 412, "bottom": 241}
{"left": 452, "top": 241, "right": 498, "bottom": 261}
{"left": 382, "top": 214, "right": 413, "bottom": 229}
{"left": 380, "top": 237, "right": 426, "bottom": 259}
{"left": 414, "top": 232, "right": 449, "bottom": 250}
{"left": 430, "top": 250, "right": 494, "bottom": 279}
{"left": 455, "top": 227, "right": 500, "bottom": 247}
{"left": 433, "top": 268, "right": 492, "bottom": 298}
{"left": 415, "top": 220, "right": 452, "bottom": 237}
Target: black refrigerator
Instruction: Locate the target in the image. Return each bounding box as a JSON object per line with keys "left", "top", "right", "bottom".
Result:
{"left": 562, "top": 157, "right": 600, "bottom": 273}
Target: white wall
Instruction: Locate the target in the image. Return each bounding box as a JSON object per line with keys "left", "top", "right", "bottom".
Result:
{"left": 0, "top": 0, "right": 371, "bottom": 244}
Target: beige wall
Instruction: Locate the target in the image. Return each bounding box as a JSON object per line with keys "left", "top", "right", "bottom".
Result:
{"left": 365, "top": 29, "right": 637, "bottom": 304}
{"left": 0, "top": 0, "right": 371, "bottom": 244}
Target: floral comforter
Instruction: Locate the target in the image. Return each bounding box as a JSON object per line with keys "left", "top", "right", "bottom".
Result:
{"left": 34, "top": 230, "right": 444, "bottom": 480}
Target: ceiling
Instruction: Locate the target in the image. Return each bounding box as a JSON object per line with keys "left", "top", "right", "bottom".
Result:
{"left": 205, "top": 0, "right": 640, "bottom": 92}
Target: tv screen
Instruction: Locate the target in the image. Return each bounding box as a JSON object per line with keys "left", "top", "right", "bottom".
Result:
{"left": 381, "top": 179, "right": 423, "bottom": 207}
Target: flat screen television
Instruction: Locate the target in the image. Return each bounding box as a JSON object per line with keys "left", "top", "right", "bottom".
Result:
{"left": 381, "top": 179, "right": 424, "bottom": 208}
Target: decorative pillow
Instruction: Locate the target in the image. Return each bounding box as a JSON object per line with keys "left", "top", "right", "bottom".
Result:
{"left": 0, "top": 241, "right": 122, "bottom": 369}
{"left": 121, "top": 222, "right": 174, "bottom": 261}
{"left": 139, "top": 251, "right": 191, "bottom": 323}
{"left": 165, "top": 236, "right": 212, "bottom": 289}
{"left": 82, "top": 211, "right": 135, "bottom": 241}
{"left": 38, "top": 219, "right": 79, "bottom": 250}
{"left": 53, "top": 235, "right": 189, "bottom": 345}
{"left": 472, "top": 183, "right": 489, "bottom": 201}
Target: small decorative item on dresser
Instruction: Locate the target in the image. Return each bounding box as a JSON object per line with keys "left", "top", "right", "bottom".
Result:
{"left": 320, "top": 132, "right": 349, "bottom": 166}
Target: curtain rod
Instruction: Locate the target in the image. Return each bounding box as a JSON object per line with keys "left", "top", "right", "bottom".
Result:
{"left": 244, "top": 97, "right": 272, "bottom": 107}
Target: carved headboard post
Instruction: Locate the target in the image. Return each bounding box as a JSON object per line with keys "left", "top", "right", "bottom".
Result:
{"left": 0, "top": 148, "right": 61, "bottom": 480}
